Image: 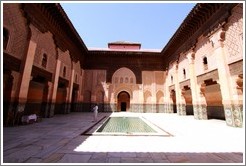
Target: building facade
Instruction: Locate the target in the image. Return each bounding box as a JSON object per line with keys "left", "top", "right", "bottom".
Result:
{"left": 3, "top": 3, "right": 243, "bottom": 127}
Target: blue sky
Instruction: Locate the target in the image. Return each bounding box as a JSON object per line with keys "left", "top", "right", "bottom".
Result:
{"left": 61, "top": 3, "right": 196, "bottom": 50}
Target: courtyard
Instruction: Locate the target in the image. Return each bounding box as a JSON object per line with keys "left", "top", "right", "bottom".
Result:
{"left": 2, "top": 112, "right": 244, "bottom": 163}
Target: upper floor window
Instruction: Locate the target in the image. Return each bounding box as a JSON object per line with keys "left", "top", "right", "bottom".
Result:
{"left": 63, "top": 66, "right": 66, "bottom": 77}
{"left": 183, "top": 69, "right": 186, "bottom": 79}
{"left": 203, "top": 56, "right": 208, "bottom": 70}
{"left": 171, "top": 75, "right": 173, "bottom": 84}
{"left": 41, "top": 54, "right": 47, "bottom": 68}
{"left": 3, "top": 28, "right": 9, "bottom": 50}
{"left": 75, "top": 74, "right": 78, "bottom": 83}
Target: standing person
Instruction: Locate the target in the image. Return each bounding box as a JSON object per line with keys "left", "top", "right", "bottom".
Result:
{"left": 92, "top": 104, "right": 98, "bottom": 122}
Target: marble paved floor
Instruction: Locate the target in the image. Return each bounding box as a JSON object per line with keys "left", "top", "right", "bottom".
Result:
{"left": 2, "top": 112, "right": 245, "bottom": 164}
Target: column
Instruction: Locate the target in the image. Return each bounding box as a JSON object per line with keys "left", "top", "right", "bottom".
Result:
{"left": 66, "top": 64, "right": 75, "bottom": 114}
{"left": 104, "top": 83, "right": 110, "bottom": 112}
{"left": 48, "top": 58, "right": 61, "bottom": 117}
{"left": 164, "top": 70, "right": 173, "bottom": 113}
{"left": 78, "top": 69, "right": 84, "bottom": 102}
{"left": 168, "top": 89, "right": 174, "bottom": 113}
{"left": 232, "top": 75, "right": 243, "bottom": 127}
{"left": 210, "top": 27, "right": 242, "bottom": 127}
{"left": 180, "top": 88, "right": 187, "bottom": 115}
{"left": 178, "top": 88, "right": 186, "bottom": 115}
{"left": 65, "top": 60, "right": 75, "bottom": 113}
{"left": 15, "top": 40, "right": 37, "bottom": 123}
{"left": 232, "top": 74, "right": 243, "bottom": 127}
{"left": 91, "top": 70, "right": 97, "bottom": 105}
{"left": 77, "top": 69, "right": 84, "bottom": 112}
{"left": 187, "top": 50, "right": 208, "bottom": 120}
{"left": 197, "top": 83, "right": 208, "bottom": 120}
{"left": 136, "top": 84, "right": 143, "bottom": 113}
{"left": 173, "top": 62, "right": 186, "bottom": 115}
{"left": 163, "top": 71, "right": 167, "bottom": 113}
{"left": 42, "top": 81, "right": 51, "bottom": 118}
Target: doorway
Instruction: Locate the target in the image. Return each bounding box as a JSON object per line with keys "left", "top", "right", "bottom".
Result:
{"left": 71, "top": 84, "right": 79, "bottom": 112}
{"left": 183, "top": 86, "right": 194, "bottom": 115}
{"left": 204, "top": 79, "right": 225, "bottom": 120}
{"left": 121, "top": 102, "right": 127, "bottom": 111}
{"left": 171, "top": 89, "right": 177, "bottom": 113}
{"left": 117, "top": 91, "right": 130, "bottom": 112}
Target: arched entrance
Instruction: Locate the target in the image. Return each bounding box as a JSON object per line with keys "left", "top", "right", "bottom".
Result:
{"left": 182, "top": 86, "right": 194, "bottom": 115}
{"left": 117, "top": 91, "right": 130, "bottom": 112}
{"left": 170, "top": 89, "right": 177, "bottom": 113}
{"left": 204, "top": 79, "right": 225, "bottom": 120}
{"left": 156, "top": 91, "right": 164, "bottom": 113}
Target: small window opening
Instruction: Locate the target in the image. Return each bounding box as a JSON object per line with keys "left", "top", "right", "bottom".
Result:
{"left": 75, "top": 74, "right": 78, "bottom": 83}
{"left": 63, "top": 66, "right": 66, "bottom": 77}
{"left": 42, "top": 54, "right": 47, "bottom": 68}
{"left": 183, "top": 69, "right": 186, "bottom": 79}
{"left": 203, "top": 57, "right": 208, "bottom": 70}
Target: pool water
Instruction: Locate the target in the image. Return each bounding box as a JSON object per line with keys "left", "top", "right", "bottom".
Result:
{"left": 97, "top": 117, "right": 157, "bottom": 133}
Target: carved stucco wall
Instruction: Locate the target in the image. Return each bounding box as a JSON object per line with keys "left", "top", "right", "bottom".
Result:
{"left": 31, "top": 25, "right": 56, "bottom": 73}
{"left": 112, "top": 67, "right": 136, "bottom": 84}
{"left": 224, "top": 4, "right": 243, "bottom": 64}
{"left": 3, "top": 4, "right": 28, "bottom": 59}
{"left": 82, "top": 68, "right": 165, "bottom": 107}
{"left": 194, "top": 35, "right": 216, "bottom": 76}
{"left": 178, "top": 53, "right": 190, "bottom": 82}
{"left": 59, "top": 50, "right": 71, "bottom": 80}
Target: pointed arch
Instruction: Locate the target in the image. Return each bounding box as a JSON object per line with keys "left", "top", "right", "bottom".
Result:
{"left": 156, "top": 90, "right": 164, "bottom": 113}
{"left": 117, "top": 91, "right": 130, "bottom": 112}
{"left": 144, "top": 90, "right": 152, "bottom": 103}
{"left": 156, "top": 90, "right": 164, "bottom": 103}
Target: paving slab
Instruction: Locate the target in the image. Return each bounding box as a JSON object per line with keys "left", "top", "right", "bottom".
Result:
{"left": 2, "top": 112, "right": 244, "bottom": 164}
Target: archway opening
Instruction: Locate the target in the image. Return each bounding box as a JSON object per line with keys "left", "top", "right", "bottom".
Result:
{"left": 156, "top": 91, "right": 164, "bottom": 113}
{"left": 55, "top": 80, "right": 68, "bottom": 114}
{"left": 117, "top": 91, "right": 130, "bottom": 112}
{"left": 182, "top": 86, "right": 194, "bottom": 115}
{"left": 204, "top": 79, "right": 225, "bottom": 120}
{"left": 71, "top": 83, "right": 79, "bottom": 112}
{"left": 26, "top": 76, "right": 47, "bottom": 115}
{"left": 170, "top": 89, "right": 177, "bottom": 113}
